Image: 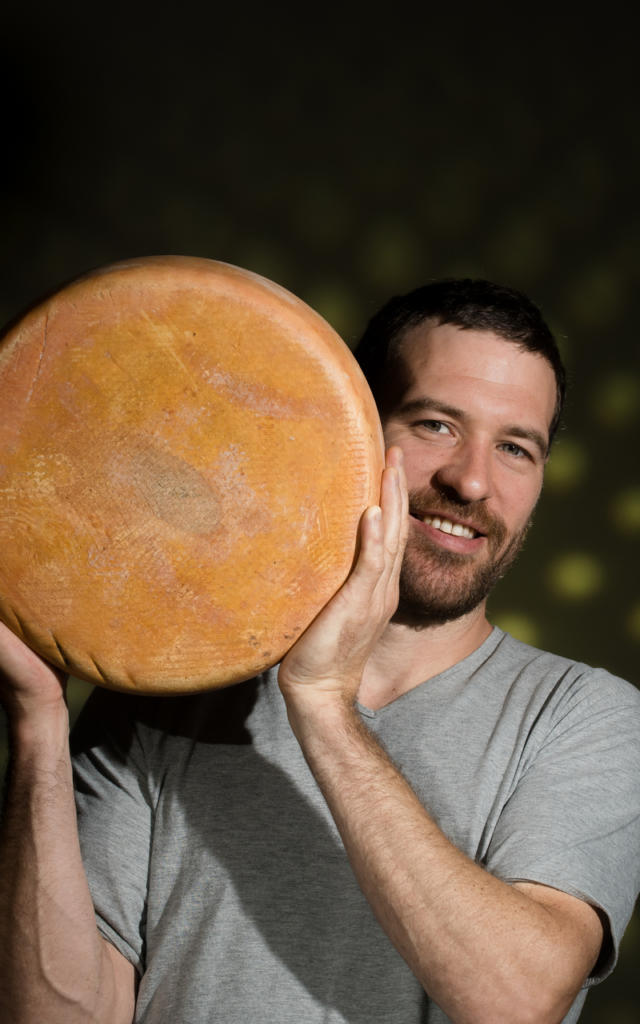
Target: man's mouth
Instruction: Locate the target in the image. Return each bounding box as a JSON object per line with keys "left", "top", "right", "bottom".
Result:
{"left": 420, "top": 514, "right": 480, "bottom": 540}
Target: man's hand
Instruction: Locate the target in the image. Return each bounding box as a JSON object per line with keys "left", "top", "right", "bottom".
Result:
{"left": 0, "top": 621, "right": 67, "bottom": 724}
{"left": 278, "top": 446, "right": 408, "bottom": 708}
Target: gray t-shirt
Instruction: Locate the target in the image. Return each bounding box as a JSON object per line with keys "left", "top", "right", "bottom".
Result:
{"left": 71, "top": 628, "right": 640, "bottom": 1023}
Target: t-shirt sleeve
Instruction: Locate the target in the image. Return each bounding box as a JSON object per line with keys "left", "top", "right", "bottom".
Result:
{"left": 483, "top": 667, "right": 640, "bottom": 984}
{"left": 71, "top": 687, "right": 155, "bottom": 975}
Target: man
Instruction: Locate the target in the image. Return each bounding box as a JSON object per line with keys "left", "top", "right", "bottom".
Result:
{"left": 1, "top": 278, "right": 639, "bottom": 1024}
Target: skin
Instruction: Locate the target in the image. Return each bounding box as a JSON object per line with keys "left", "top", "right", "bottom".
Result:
{"left": 0, "top": 324, "right": 604, "bottom": 1024}
{"left": 0, "top": 638, "right": 137, "bottom": 1024}
{"left": 359, "top": 322, "right": 556, "bottom": 706}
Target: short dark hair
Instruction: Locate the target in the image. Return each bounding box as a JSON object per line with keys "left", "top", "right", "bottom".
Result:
{"left": 353, "top": 278, "right": 566, "bottom": 446}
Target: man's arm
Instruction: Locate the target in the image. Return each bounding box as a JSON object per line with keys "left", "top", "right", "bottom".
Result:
{"left": 0, "top": 623, "right": 137, "bottom": 1024}
{"left": 278, "top": 448, "right": 603, "bottom": 1024}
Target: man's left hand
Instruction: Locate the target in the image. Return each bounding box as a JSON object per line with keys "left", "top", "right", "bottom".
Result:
{"left": 278, "top": 446, "right": 408, "bottom": 710}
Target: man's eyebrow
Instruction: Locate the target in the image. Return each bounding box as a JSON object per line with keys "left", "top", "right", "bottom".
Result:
{"left": 395, "top": 396, "right": 550, "bottom": 458}
{"left": 396, "top": 397, "right": 465, "bottom": 421}
{"left": 503, "top": 426, "right": 550, "bottom": 459}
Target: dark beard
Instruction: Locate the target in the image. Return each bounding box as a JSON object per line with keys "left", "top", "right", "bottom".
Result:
{"left": 394, "top": 491, "right": 532, "bottom": 628}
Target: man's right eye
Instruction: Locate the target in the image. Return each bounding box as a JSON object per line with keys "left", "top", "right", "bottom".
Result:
{"left": 416, "top": 420, "right": 450, "bottom": 434}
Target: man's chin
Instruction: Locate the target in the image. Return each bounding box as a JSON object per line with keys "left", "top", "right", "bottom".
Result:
{"left": 395, "top": 532, "right": 529, "bottom": 629}
{"left": 392, "top": 586, "right": 486, "bottom": 629}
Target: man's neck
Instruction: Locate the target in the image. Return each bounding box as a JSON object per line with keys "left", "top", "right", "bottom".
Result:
{"left": 357, "top": 605, "right": 493, "bottom": 711}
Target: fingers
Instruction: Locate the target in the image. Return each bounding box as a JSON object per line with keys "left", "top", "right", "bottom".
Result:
{"left": 0, "top": 620, "right": 34, "bottom": 681}
{"left": 351, "top": 446, "right": 406, "bottom": 613}
{"left": 278, "top": 448, "right": 408, "bottom": 700}
{"left": 0, "top": 620, "right": 67, "bottom": 704}
{"left": 381, "top": 446, "right": 408, "bottom": 562}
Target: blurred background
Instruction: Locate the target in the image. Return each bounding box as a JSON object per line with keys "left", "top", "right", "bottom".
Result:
{"left": 1, "top": 3, "right": 638, "bottom": 1019}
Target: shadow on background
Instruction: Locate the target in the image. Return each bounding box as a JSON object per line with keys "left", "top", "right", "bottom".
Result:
{"left": 1, "top": 4, "right": 638, "bottom": 1019}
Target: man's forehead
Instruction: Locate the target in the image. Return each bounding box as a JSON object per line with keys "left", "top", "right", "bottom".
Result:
{"left": 399, "top": 321, "right": 521, "bottom": 371}
{"left": 383, "top": 322, "right": 557, "bottom": 436}
{"left": 396, "top": 322, "right": 549, "bottom": 385}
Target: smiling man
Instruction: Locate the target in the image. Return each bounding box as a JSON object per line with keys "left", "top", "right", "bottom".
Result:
{"left": 1, "top": 278, "right": 639, "bottom": 1024}
{"left": 357, "top": 280, "right": 561, "bottom": 632}
{"left": 386, "top": 324, "right": 550, "bottom": 626}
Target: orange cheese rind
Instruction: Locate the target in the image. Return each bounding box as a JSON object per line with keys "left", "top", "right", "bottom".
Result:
{"left": 0, "top": 256, "right": 384, "bottom": 693}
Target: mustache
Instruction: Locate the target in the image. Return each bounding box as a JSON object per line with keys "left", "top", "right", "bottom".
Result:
{"left": 407, "top": 488, "right": 507, "bottom": 543}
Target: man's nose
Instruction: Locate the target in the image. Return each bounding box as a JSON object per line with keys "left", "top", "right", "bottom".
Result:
{"left": 433, "top": 442, "right": 492, "bottom": 503}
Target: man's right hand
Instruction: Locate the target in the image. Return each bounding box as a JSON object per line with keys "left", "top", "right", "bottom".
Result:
{"left": 0, "top": 621, "right": 67, "bottom": 723}
{"left": 0, "top": 619, "right": 138, "bottom": 1024}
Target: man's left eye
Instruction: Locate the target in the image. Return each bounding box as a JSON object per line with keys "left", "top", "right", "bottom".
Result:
{"left": 500, "top": 442, "right": 529, "bottom": 459}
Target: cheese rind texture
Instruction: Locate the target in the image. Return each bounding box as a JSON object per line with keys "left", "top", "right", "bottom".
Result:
{"left": 0, "top": 257, "right": 384, "bottom": 693}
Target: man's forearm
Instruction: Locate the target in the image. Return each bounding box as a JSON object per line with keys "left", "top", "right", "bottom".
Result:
{"left": 284, "top": 693, "right": 599, "bottom": 1024}
{"left": 0, "top": 706, "right": 133, "bottom": 1024}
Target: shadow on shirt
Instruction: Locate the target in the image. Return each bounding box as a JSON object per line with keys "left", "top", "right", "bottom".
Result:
{"left": 71, "top": 677, "right": 429, "bottom": 1023}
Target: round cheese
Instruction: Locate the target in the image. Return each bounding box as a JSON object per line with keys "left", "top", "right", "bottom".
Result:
{"left": 0, "top": 256, "right": 384, "bottom": 693}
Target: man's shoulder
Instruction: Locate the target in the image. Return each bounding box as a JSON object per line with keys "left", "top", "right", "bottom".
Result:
{"left": 488, "top": 627, "right": 640, "bottom": 712}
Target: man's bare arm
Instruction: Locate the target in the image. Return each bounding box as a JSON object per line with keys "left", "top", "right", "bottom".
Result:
{"left": 0, "top": 624, "right": 136, "bottom": 1024}
{"left": 283, "top": 692, "right": 602, "bottom": 1024}
{"left": 278, "top": 448, "right": 603, "bottom": 1024}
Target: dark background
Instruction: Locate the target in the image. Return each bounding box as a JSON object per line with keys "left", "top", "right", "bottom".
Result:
{"left": 1, "top": 4, "right": 638, "bottom": 1019}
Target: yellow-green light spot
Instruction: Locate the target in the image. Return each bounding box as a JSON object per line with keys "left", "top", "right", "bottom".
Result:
{"left": 627, "top": 605, "right": 640, "bottom": 642}
{"left": 547, "top": 553, "right": 604, "bottom": 600}
{"left": 593, "top": 372, "right": 640, "bottom": 427}
{"left": 490, "top": 612, "right": 540, "bottom": 647}
{"left": 611, "top": 487, "right": 640, "bottom": 533}
{"left": 544, "top": 439, "right": 588, "bottom": 492}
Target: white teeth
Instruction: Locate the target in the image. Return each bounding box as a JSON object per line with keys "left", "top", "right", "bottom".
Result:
{"left": 423, "top": 515, "right": 476, "bottom": 539}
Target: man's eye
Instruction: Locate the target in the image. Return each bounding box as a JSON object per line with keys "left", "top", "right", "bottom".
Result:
{"left": 418, "top": 420, "right": 450, "bottom": 434}
{"left": 500, "top": 442, "right": 529, "bottom": 459}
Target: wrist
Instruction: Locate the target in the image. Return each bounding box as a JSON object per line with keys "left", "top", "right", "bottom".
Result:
{"left": 2, "top": 680, "right": 68, "bottom": 724}
{"left": 280, "top": 677, "right": 355, "bottom": 715}
{"left": 281, "top": 683, "right": 363, "bottom": 745}
{"left": 7, "top": 700, "right": 70, "bottom": 766}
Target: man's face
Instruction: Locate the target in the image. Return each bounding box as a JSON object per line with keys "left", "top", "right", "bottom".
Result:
{"left": 381, "top": 322, "right": 557, "bottom": 624}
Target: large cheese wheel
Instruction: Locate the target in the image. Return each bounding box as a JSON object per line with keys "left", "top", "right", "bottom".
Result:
{"left": 0, "top": 256, "right": 384, "bottom": 694}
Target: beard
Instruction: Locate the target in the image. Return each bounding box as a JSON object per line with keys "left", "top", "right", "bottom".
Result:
{"left": 395, "top": 488, "right": 532, "bottom": 628}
